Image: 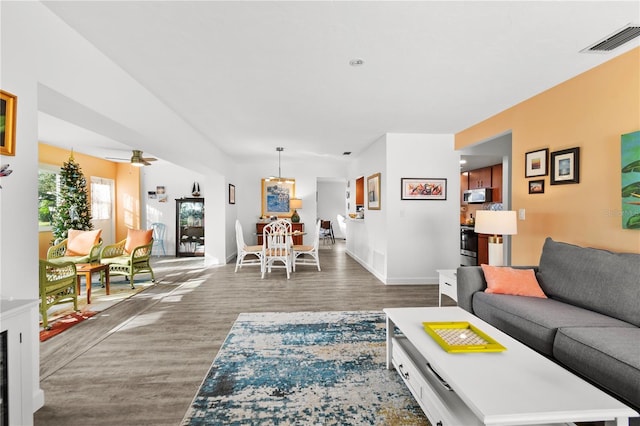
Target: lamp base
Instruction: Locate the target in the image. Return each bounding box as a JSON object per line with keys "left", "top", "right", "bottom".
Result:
{"left": 488, "top": 242, "right": 504, "bottom": 266}
{"left": 291, "top": 210, "right": 300, "bottom": 223}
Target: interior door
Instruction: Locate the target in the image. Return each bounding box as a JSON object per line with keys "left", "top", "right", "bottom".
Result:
{"left": 90, "top": 177, "right": 115, "bottom": 246}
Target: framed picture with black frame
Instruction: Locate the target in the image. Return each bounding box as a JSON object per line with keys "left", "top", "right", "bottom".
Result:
{"left": 229, "top": 184, "right": 236, "bottom": 204}
{"left": 525, "top": 148, "right": 548, "bottom": 178}
{"left": 550, "top": 147, "right": 580, "bottom": 185}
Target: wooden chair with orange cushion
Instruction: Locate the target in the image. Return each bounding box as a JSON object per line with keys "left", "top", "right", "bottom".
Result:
{"left": 100, "top": 229, "right": 155, "bottom": 288}
{"left": 47, "top": 229, "right": 103, "bottom": 264}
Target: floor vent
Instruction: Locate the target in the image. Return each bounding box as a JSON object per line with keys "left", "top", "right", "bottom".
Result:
{"left": 581, "top": 24, "right": 640, "bottom": 53}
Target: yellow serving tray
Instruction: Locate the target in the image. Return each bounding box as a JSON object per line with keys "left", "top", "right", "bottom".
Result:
{"left": 422, "top": 321, "right": 506, "bottom": 353}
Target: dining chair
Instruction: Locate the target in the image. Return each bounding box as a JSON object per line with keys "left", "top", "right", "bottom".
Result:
{"left": 235, "top": 220, "right": 263, "bottom": 272}
{"left": 292, "top": 219, "right": 321, "bottom": 271}
{"left": 320, "top": 220, "right": 335, "bottom": 245}
{"left": 261, "top": 219, "right": 292, "bottom": 279}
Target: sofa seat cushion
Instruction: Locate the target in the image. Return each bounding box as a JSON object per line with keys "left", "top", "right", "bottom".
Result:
{"left": 101, "top": 255, "right": 131, "bottom": 266}
{"left": 48, "top": 254, "right": 91, "bottom": 264}
{"left": 472, "top": 292, "right": 634, "bottom": 356}
{"left": 554, "top": 327, "right": 640, "bottom": 410}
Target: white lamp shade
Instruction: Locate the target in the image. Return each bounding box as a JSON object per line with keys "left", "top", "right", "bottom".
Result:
{"left": 474, "top": 210, "right": 517, "bottom": 235}
{"left": 290, "top": 198, "right": 303, "bottom": 210}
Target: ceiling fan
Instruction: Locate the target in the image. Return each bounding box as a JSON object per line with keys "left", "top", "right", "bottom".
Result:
{"left": 106, "top": 150, "right": 157, "bottom": 167}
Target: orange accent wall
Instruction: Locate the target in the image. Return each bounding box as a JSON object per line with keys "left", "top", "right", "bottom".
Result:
{"left": 38, "top": 143, "right": 140, "bottom": 258}
{"left": 456, "top": 47, "right": 640, "bottom": 264}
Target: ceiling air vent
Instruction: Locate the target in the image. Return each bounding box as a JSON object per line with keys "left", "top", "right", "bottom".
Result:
{"left": 581, "top": 24, "right": 640, "bottom": 53}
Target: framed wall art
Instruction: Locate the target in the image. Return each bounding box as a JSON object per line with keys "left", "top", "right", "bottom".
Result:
{"left": 367, "top": 173, "right": 381, "bottom": 210}
{"left": 621, "top": 130, "right": 640, "bottom": 229}
{"left": 550, "top": 147, "right": 580, "bottom": 185}
{"left": 525, "top": 148, "right": 548, "bottom": 177}
{"left": 401, "top": 178, "right": 447, "bottom": 200}
{"left": 229, "top": 184, "right": 236, "bottom": 204}
{"left": 261, "top": 178, "right": 295, "bottom": 218}
{"left": 1, "top": 90, "right": 17, "bottom": 156}
{"left": 528, "top": 179, "right": 545, "bottom": 194}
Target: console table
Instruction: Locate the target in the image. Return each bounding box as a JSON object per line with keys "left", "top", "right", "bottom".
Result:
{"left": 384, "top": 307, "right": 637, "bottom": 426}
{"left": 256, "top": 222, "right": 304, "bottom": 245}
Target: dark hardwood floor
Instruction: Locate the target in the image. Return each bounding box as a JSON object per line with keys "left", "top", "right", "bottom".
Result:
{"left": 35, "top": 240, "right": 453, "bottom": 426}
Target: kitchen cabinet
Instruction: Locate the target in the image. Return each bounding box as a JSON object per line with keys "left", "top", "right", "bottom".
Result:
{"left": 477, "top": 233, "right": 489, "bottom": 265}
{"left": 176, "top": 198, "right": 205, "bottom": 257}
{"left": 256, "top": 222, "right": 304, "bottom": 245}
{"left": 468, "top": 166, "right": 492, "bottom": 189}
{"left": 460, "top": 173, "right": 469, "bottom": 203}
{"left": 491, "top": 163, "right": 503, "bottom": 202}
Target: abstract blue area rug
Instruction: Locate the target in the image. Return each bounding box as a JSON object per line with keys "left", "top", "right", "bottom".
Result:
{"left": 182, "top": 311, "right": 429, "bottom": 425}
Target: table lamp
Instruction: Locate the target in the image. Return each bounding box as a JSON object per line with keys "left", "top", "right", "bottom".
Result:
{"left": 290, "top": 198, "right": 302, "bottom": 223}
{"left": 474, "top": 210, "right": 517, "bottom": 266}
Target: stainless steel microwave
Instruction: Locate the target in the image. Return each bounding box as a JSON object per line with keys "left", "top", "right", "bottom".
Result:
{"left": 463, "top": 188, "right": 492, "bottom": 204}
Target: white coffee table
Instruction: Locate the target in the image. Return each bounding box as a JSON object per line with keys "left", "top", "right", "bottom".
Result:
{"left": 384, "top": 307, "right": 638, "bottom": 426}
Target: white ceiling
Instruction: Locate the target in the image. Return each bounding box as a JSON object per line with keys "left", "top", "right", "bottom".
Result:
{"left": 38, "top": 1, "right": 640, "bottom": 164}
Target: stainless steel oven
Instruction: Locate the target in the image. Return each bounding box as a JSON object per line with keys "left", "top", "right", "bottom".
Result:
{"left": 460, "top": 226, "right": 478, "bottom": 266}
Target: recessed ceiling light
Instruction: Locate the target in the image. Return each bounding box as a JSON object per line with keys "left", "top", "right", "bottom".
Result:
{"left": 460, "top": 159, "right": 467, "bottom": 164}
{"left": 349, "top": 59, "right": 364, "bottom": 67}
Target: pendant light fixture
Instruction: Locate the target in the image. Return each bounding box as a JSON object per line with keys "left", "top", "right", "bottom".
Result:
{"left": 266, "top": 147, "right": 294, "bottom": 183}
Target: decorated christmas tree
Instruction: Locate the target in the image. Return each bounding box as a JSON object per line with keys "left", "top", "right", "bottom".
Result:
{"left": 51, "top": 152, "right": 93, "bottom": 241}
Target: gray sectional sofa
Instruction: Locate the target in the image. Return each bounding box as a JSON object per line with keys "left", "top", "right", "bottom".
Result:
{"left": 456, "top": 237, "right": 640, "bottom": 418}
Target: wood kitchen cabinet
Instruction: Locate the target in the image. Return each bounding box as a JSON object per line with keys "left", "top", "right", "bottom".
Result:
{"left": 477, "top": 233, "right": 489, "bottom": 265}
{"left": 460, "top": 173, "right": 469, "bottom": 203}
{"left": 491, "top": 163, "right": 503, "bottom": 202}
{"left": 468, "top": 166, "right": 492, "bottom": 189}
{"left": 256, "top": 222, "right": 304, "bottom": 245}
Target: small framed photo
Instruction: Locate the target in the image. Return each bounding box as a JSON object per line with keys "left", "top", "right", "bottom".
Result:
{"left": 525, "top": 148, "right": 548, "bottom": 177}
{"left": 528, "top": 179, "right": 545, "bottom": 194}
{"left": 367, "top": 173, "right": 381, "bottom": 210}
{"left": 229, "top": 183, "right": 236, "bottom": 204}
{"left": 401, "top": 178, "right": 447, "bottom": 200}
{"left": 550, "top": 147, "right": 580, "bottom": 185}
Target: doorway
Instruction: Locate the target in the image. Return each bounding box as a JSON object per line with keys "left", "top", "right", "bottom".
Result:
{"left": 90, "top": 177, "right": 116, "bottom": 245}
{"left": 316, "top": 178, "right": 347, "bottom": 240}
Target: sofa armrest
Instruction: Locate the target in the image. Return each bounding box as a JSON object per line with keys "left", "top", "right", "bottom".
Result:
{"left": 456, "top": 265, "right": 540, "bottom": 314}
{"left": 456, "top": 267, "right": 486, "bottom": 313}
{"left": 47, "top": 238, "right": 68, "bottom": 260}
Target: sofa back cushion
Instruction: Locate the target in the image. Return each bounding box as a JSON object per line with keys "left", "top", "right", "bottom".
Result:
{"left": 124, "top": 229, "right": 153, "bottom": 254}
{"left": 66, "top": 229, "right": 102, "bottom": 256}
{"left": 537, "top": 237, "right": 640, "bottom": 327}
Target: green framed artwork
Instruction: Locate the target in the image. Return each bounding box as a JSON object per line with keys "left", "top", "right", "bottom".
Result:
{"left": 621, "top": 130, "right": 640, "bottom": 229}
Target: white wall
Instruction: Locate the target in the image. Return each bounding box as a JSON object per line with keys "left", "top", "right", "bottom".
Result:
{"left": 346, "top": 135, "right": 388, "bottom": 280}
{"left": 0, "top": 2, "right": 43, "bottom": 416}
{"left": 346, "top": 133, "right": 460, "bottom": 284}
{"left": 385, "top": 133, "right": 460, "bottom": 284}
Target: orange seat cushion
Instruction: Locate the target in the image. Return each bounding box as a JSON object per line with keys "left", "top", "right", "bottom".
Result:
{"left": 481, "top": 264, "right": 547, "bottom": 298}
{"left": 124, "top": 229, "right": 153, "bottom": 254}
{"left": 66, "top": 229, "right": 102, "bottom": 256}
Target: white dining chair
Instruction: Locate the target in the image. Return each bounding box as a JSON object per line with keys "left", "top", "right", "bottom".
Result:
{"left": 235, "top": 220, "right": 263, "bottom": 272}
{"left": 261, "top": 219, "right": 292, "bottom": 279}
{"left": 292, "top": 219, "right": 321, "bottom": 271}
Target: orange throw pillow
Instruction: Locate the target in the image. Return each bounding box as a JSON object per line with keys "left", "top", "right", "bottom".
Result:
{"left": 66, "top": 229, "right": 102, "bottom": 256}
{"left": 124, "top": 229, "right": 153, "bottom": 254}
{"left": 481, "top": 264, "right": 547, "bottom": 298}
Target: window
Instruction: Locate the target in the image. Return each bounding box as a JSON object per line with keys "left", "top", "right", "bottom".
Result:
{"left": 91, "top": 177, "right": 113, "bottom": 221}
{"left": 38, "top": 167, "right": 60, "bottom": 230}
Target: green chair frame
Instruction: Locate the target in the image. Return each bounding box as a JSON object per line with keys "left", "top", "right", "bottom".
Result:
{"left": 100, "top": 239, "right": 155, "bottom": 288}
{"left": 39, "top": 259, "right": 78, "bottom": 330}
